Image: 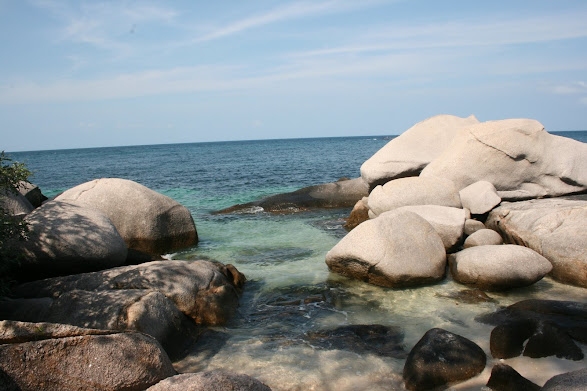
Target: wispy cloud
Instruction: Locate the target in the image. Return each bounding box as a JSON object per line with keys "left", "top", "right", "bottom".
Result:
{"left": 551, "top": 81, "right": 587, "bottom": 95}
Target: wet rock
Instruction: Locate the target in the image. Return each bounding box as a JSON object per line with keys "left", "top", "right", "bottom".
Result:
{"left": 360, "top": 114, "right": 479, "bottom": 189}
{"left": 17, "top": 200, "right": 128, "bottom": 281}
{"left": 344, "top": 197, "right": 370, "bottom": 231}
{"left": 522, "top": 321, "right": 583, "bottom": 360}
{"left": 215, "top": 177, "right": 369, "bottom": 214}
{"left": 10, "top": 259, "right": 244, "bottom": 326}
{"left": 486, "top": 364, "right": 540, "bottom": 391}
{"left": 486, "top": 196, "right": 587, "bottom": 287}
{"left": 326, "top": 209, "right": 446, "bottom": 288}
{"left": 435, "top": 289, "right": 496, "bottom": 304}
{"left": 55, "top": 178, "right": 198, "bottom": 255}
{"left": 146, "top": 370, "right": 271, "bottom": 391}
{"left": 305, "top": 324, "right": 406, "bottom": 358}
{"left": 396, "top": 205, "right": 466, "bottom": 251}
{"left": 463, "top": 229, "right": 503, "bottom": 248}
{"left": 541, "top": 368, "right": 587, "bottom": 391}
{"left": 0, "top": 332, "right": 176, "bottom": 391}
{"left": 403, "top": 328, "right": 486, "bottom": 391}
{"left": 449, "top": 245, "right": 552, "bottom": 290}
{"left": 459, "top": 180, "right": 501, "bottom": 215}
{"left": 420, "top": 118, "right": 587, "bottom": 200}
{"left": 368, "top": 176, "right": 462, "bottom": 217}
{"left": 477, "top": 299, "right": 587, "bottom": 345}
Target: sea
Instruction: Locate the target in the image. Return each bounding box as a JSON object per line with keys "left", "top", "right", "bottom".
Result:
{"left": 9, "top": 131, "right": 587, "bottom": 390}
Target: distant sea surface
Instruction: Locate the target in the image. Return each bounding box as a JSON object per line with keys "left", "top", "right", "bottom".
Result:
{"left": 9, "top": 131, "right": 587, "bottom": 390}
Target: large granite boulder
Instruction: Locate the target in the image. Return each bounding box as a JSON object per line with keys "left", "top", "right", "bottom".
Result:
{"left": 542, "top": 368, "right": 587, "bottom": 391}
{"left": 326, "top": 210, "right": 446, "bottom": 288}
{"left": 17, "top": 200, "right": 127, "bottom": 281}
{"left": 55, "top": 178, "right": 198, "bottom": 255}
{"left": 360, "top": 114, "right": 479, "bottom": 189}
{"left": 486, "top": 196, "right": 587, "bottom": 287}
{"left": 215, "top": 177, "right": 369, "bottom": 214}
{"left": 420, "top": 119, "right": 587, "bottom": 200}
{"left": 396, "top": 205, "right": 466, "bottom": 251}
{"left": 459, "top": 180, "right": 501, "bottom": 215}
{"left": 146, "top": 371, "right": 272, "bottom": 391}
{"left": 0, "top": 289, "right": 197, "bottom": 357}
{"left": 449, "top": 245, "right": 552, "bottom": 290}
{"left": 0, "top": 330, "right": 175, "bottom": 391}
{"left": 403, "top": 328, "right": 486, "bottom": 391}
{"left": 10, "top": 259, "right": 245, "bottom": 326}
{"left": 463, "top": 229, "right": 503, "bottom": 248}
{"left": 368, "top": 176, "right": 462, "bottom": 217}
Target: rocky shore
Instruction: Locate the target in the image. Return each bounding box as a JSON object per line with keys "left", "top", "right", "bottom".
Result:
{"left": 1, "top": 114, "right": 586, "bottom": 390}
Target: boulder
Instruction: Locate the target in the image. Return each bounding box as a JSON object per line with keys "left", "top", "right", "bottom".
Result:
{"left": 463, "top": 229, "right": 503, "bottom": 248}
{"left": 0, "top": 289, "right": 197, "bottom": 357}
{"left": 396, "top": 205, "right": 466, "bottom": 251}
{"left": 146, "top": 370, "right": 272, "bottom": 391}
{"left": 17, "top": 200, "right": 127, "bottom": 281}
{"left": 10, "top": 259, "right": 245, "bottom": 326}
{"left": 55, "top": 178, "right": 197, "bottom": 255}
{"left": 0, "top": 187, "right": 33, "bottom": 216}
{"left": 17, "top": 181, "right": 47, "bottom": 208}
{"left": 459, "top": 181, "right": 501, "bottom": 215}
{"left": 490, "top": 319, "right": 583, "bottom": 360}
{"left": 449, "top": 245, "right": 552, "bottom": 290}
{"left": 360, "top": 114, "right": 479, "bottom": 189}
{"left": 0, "top": 331, "right": 176, "bottom": 391}
{"left": 403, "top": 328, "right": 486, "bottom": 391}
{"left": 542, "top": 368, "right": 587, "bottom": 391}
{"left": 326, "top": 210, "right": 446, "bottom": 288}
{"left": 486, "top": 364, "right": 540, "bottom": 391}
{"left": 344, "top": 197, "right": 370, "bottom": 231}
{"left": 464, "top": 219, "right": 486, "bottom": 235}
{"left": 486, "top": 196, "right": 587, "bottom": 287}
{"left": 215, "top": 177, "right": 369, "bottom": 214}
{"left": 476, "top": 299, "right": 587, "bottom": 345}
{"left": 420, "top": 119, "right": 587, "bottom": 200}
{"left": 368, "top": 176, "right": 462, "bottom": 217}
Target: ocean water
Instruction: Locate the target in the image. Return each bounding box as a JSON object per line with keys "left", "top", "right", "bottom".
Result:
{"left": 9, "top": 131, "right": 587, "bottom": 390}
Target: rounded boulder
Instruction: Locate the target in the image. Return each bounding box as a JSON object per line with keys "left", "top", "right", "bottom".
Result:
{"left": 449, "top": 245, "right": 552, "bottom": 290}
{"left": 326, "top": 209, "right": 446, "bottom": 288}
{"left": 56, "top": 178, "right": 198, "bottom": 255}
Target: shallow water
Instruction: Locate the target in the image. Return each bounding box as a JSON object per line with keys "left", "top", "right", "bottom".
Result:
{"left": 11, "top": 132, "right": 587, "bottom": 390}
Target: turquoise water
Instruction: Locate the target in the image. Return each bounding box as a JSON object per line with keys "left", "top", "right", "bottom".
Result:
{"left": 10, "top": 132, "right": 587, "bottom": 390}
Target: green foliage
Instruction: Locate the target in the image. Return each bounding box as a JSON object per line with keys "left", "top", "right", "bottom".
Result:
{"left": 0, "top": 151, "right": 32, "bottom": 293}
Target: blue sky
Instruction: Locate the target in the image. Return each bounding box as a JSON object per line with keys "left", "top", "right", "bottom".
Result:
{"left": 1, "top": 0, "right": 587, "bottom": 151}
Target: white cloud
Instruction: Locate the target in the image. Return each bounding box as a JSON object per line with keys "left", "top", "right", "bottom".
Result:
{"left": 552, "top": 81, "right": 587, "bottom": 95}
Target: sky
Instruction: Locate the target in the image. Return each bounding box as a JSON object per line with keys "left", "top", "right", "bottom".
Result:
{"left": 1, "top": 0, "right": 587, "bottom": 152}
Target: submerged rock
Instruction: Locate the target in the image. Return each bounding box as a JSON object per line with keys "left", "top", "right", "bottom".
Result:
{"left": 486, "top": 364, "right": 541, "bottom": 391}
{"left": 146, "top": 370, "right": 271, "bottom": 391}
{"left": 0, "top": 331, "right": 176, "bottom": 391}
{"left": 420, "top": 118, "right": 587, "bottom": 200}
{"left": 368, "top": 176, "right": 462, "bottom": 217}
{"left": 403, "top": 328, "right": 486, "bottom": 391}
{"left": 486, "top": 195, "right": 587, "bottom": 287}
{"left": 435, "top": 288, "right": 496, "bottom": 304}
{"left": 360, "top": 114, "right": 479, "bottom": 189}
{"left": 215, "top": 177, "right": 369, "bottom": 214}
{"left": 17, "top": 200, "right": 128, "bottom": 281}
{"left": 55, "top": 178, "right": 198, "bottom": 255}
{"left": 326, "top": 209, "right": 446, "bottom": 288}
{"left": 305, "top": 324, "right": 406, "bottom": 358}
{"left": 449, "top": 245, "right": 552, "bottom": 290}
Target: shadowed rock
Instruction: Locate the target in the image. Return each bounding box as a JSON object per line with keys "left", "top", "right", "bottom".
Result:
{"left": 486, "top": 364, "right": 540, "bottom": 391}
{"left": 403, "top": 328, "right": 486, "bottom": 391}
{"left": 17, "top": 181, "right": 47, "bottom": 208}
{"left": 215, "top": 177, "right": 369, "bottom": 214}
{"left": 0, "top": 332, "right": 176, "bottom": 391}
